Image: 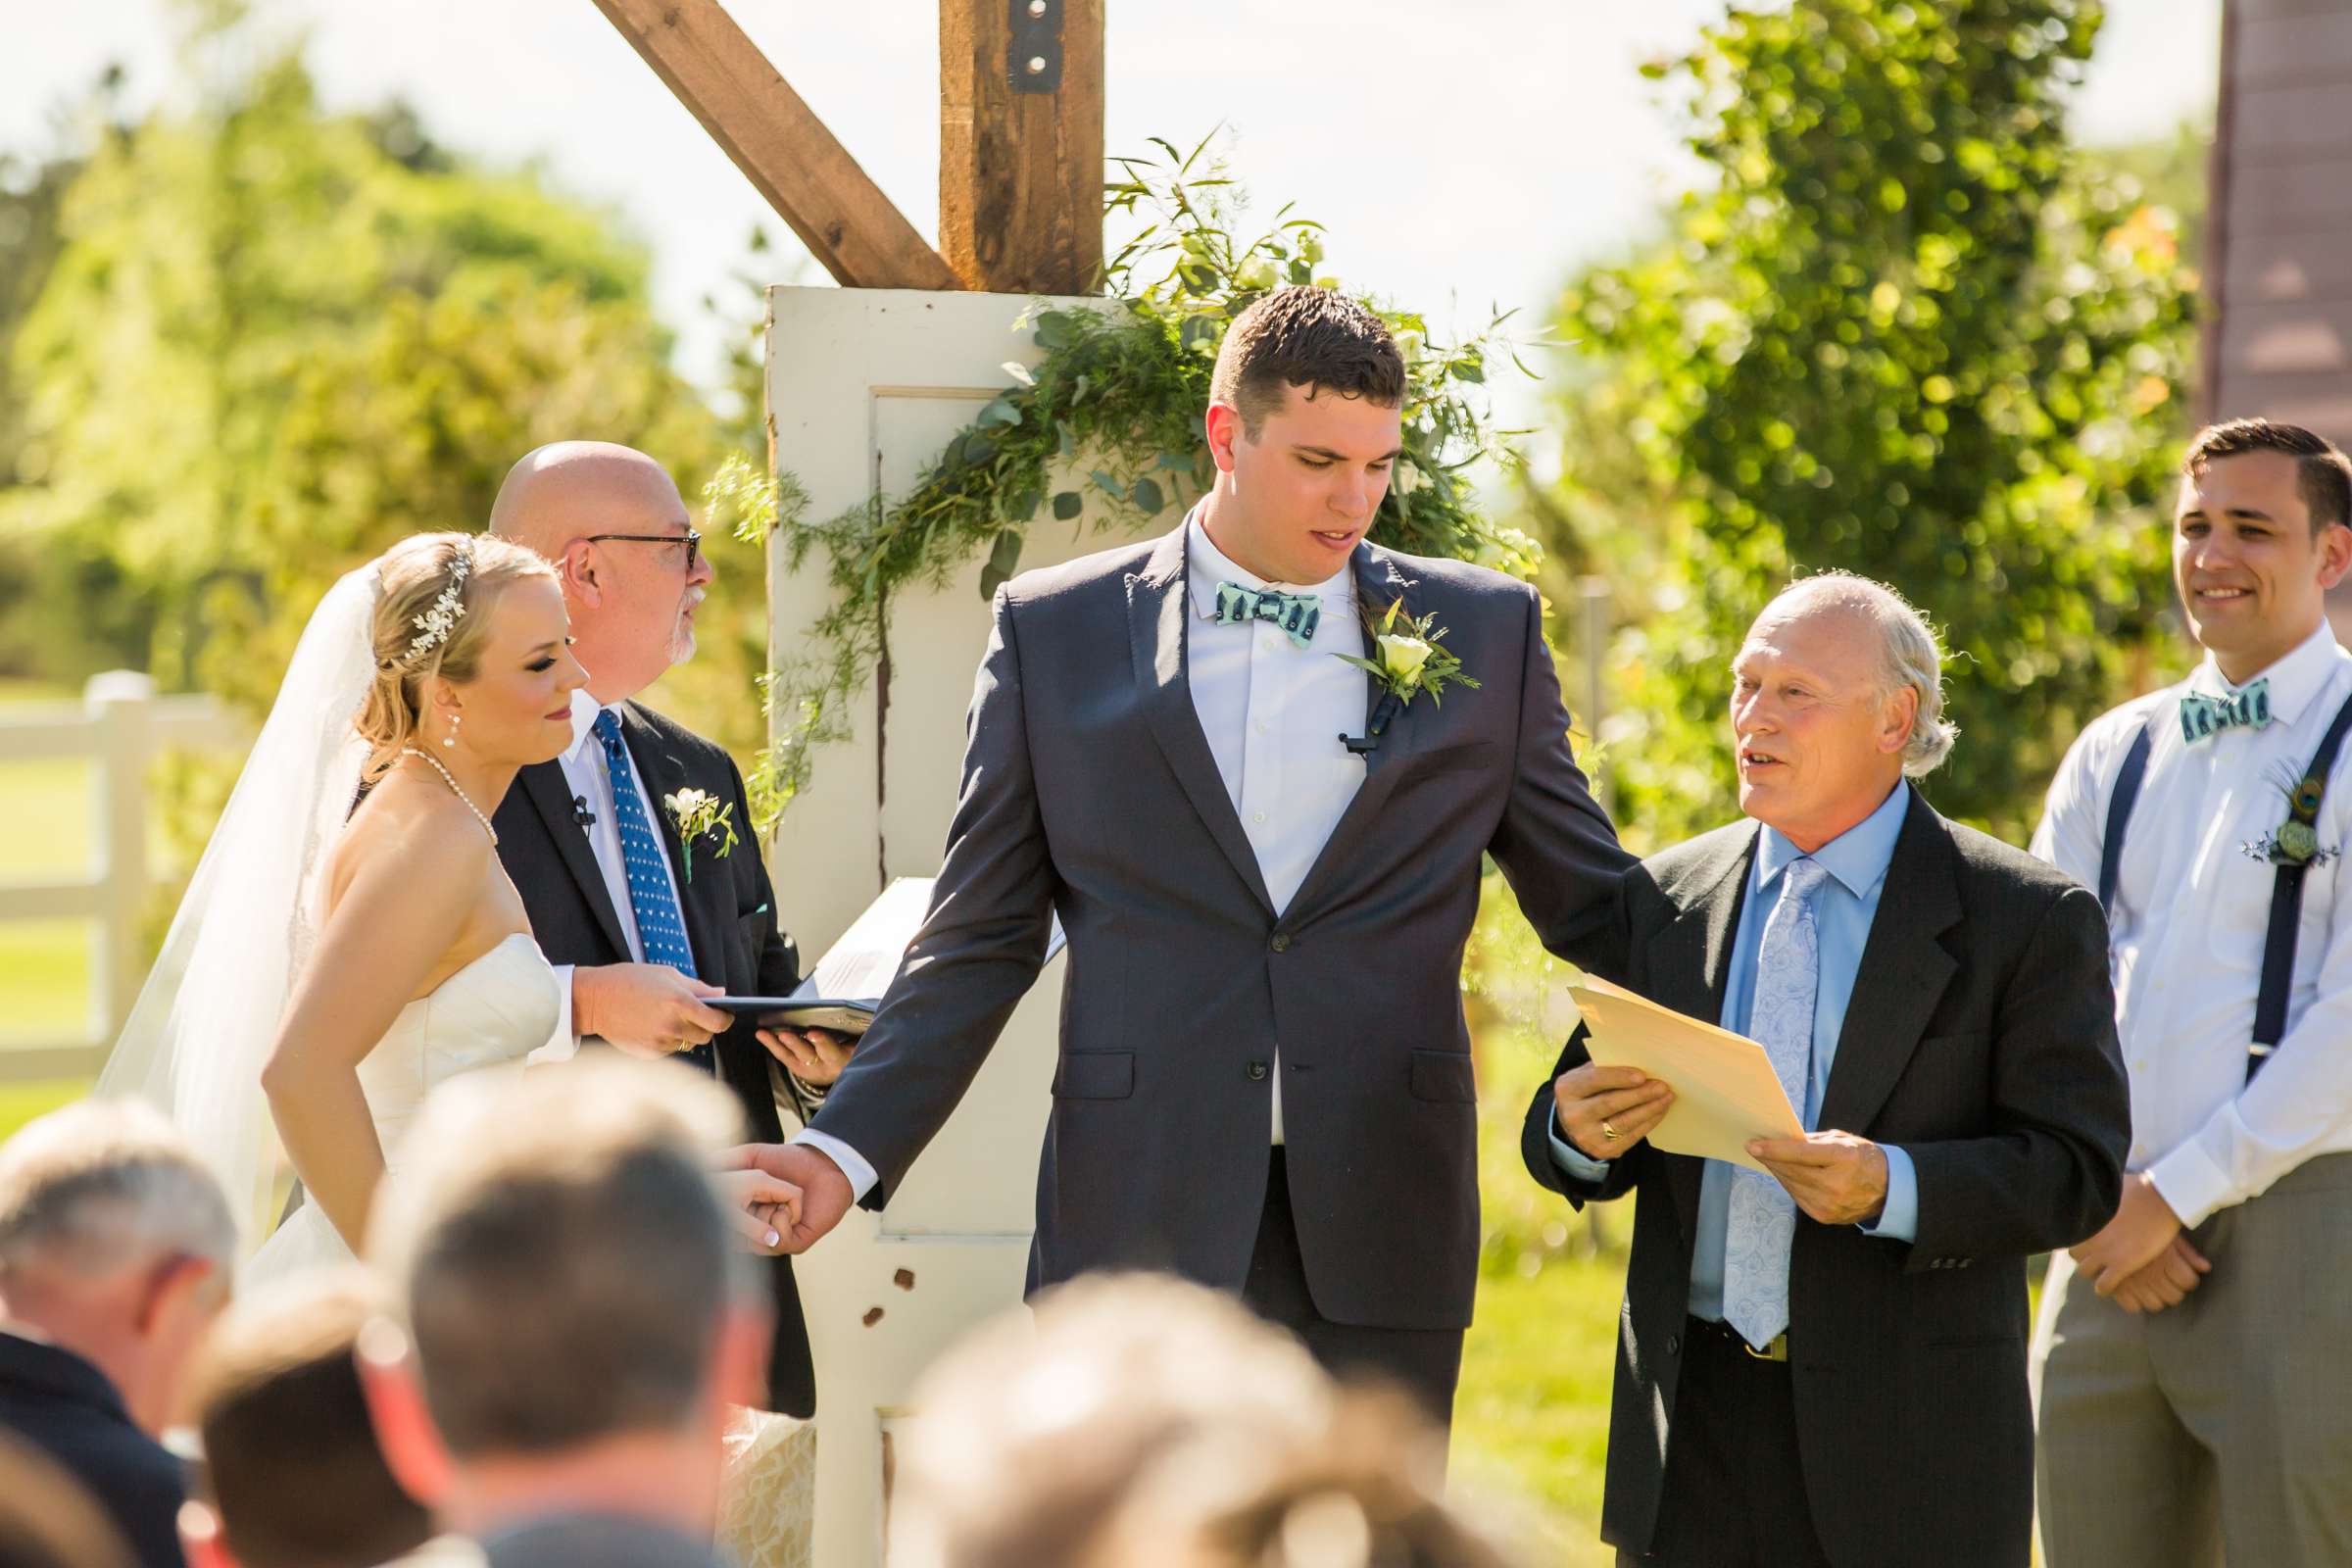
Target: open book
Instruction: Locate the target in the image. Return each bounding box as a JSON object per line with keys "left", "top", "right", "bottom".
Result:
{"left": 710, "top": 877, "right": 1066, "bottom": 1035}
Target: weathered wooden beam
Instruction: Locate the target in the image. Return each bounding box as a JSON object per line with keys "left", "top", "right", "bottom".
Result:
{"left": 940, "top": 0, "right": 1105, "bottom": 294}
{"left": 594, "top": 0, "right": 961, "bottom": 291}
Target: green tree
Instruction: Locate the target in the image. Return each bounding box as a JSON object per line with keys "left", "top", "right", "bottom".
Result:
{"left": 1544, "top": 0, "right": 2196, "bottom": 847}
{"left": 1, "top": 34, "right": 729, "bottom": 731}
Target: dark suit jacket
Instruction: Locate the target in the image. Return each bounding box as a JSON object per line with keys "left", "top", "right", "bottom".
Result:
{"left": 479, "top": 1513, "right": 723, "bottom": 1568}
{"left": 492, "top": 701, "right": 817, "bottom": 1417}
{"left": 0, "top": 1332, "right": 183, "bottom": 1568}
{"left": 1520, "top": 790, "right": 2130, "bottom": 1567}
{"left": 810, "top": 524, "right": 1637, "bottom": 1332}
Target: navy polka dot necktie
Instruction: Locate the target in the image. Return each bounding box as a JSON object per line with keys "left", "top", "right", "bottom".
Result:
{"left": 594, "top": 710, "right": 712, "bottom": 1073}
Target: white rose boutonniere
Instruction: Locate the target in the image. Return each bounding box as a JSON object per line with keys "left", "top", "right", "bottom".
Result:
{"left": 1334, "top": 598, "right": 1479, "bottom": 755}
{"left": 662, "top": 787, "right": 739, "bottom": 884}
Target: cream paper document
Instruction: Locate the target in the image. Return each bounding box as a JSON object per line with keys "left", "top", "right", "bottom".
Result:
{"left": 1565, "top": 975, "right": 1804, "bottom": 1172}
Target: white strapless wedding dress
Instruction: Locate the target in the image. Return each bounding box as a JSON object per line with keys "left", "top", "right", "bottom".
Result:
{"left": 244, "top": 933, "right": 561, "bottom": 1285}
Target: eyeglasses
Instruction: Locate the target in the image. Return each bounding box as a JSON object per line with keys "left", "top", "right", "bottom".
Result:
{"left": 584, "top": 529, "right": 701, "bottom": 573}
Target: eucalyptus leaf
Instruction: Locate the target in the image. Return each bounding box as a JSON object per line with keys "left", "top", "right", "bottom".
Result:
{"left": 979, "top": 529, "right": 1024, "bottom": 600}
{"left": 1053, "top": 491, "right": 1084, "bottom": 521}
{"left": 1130, "top": 477, "right": 1165, "bottom": 516}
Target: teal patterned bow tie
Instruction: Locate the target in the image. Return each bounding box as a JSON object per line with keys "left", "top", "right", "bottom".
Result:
{"left": 2180, "top": 679, "right": 2272, "bottom": 745}
{"left": 1211, "top": 582, "right": 1321, "bottom": 649}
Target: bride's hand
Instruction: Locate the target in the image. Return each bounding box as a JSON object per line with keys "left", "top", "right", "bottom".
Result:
{"left": 711, "top": 1167, "right": 805, "bottom": 1253}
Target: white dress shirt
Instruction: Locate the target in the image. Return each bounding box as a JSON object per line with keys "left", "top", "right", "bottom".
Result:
{"left": 530, "top": 688, "right": 691, "bottom": 1061}
{"left": 794, "top": 510, "right": 1370, "bottom": 1199}
{"left": 2033, "top": 619, "right": 2352, "bottom": 1227}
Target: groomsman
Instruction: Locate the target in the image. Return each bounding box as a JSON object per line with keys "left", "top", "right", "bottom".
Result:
{"left": 488, "top": 442, "right": 843, "bottom": 1419}
{"left": 1529, "top": 574, "right": 2129, "bottom": 1568}
{"left": 2031, "top": 418, "right": 2352, "bottom": 1567}
{"left": 760, "top": 285, "right": 1638, "bottom": 1421}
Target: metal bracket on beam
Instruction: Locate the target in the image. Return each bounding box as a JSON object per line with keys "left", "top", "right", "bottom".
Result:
{"left": 1008, "top": 0, "right": 1062, "bottom": 93}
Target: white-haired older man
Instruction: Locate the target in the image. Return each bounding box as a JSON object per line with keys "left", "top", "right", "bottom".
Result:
{"left": 0, "top": 1099, "right": 237, "bottom": 1568}
{"left": 1523, "top": 573, "right": 2131, "bottom": 1568}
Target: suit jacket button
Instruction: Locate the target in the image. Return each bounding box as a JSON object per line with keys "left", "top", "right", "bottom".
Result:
{"left": 1269, "top": 933, "right": 1292, "bottom": 953}
{"left": 1665, "top": 1334, "right": 1682, "bottom": 1356}
{"left": 1247, "top": 1061, "right": 1269, "bottom": 1081}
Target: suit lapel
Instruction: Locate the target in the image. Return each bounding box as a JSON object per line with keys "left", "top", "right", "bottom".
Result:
{"left": 618, "top": 704, "right": 724, "bottom": 982}
{"left": 1281, "top": 545, "right": 1425, "bottom": 923}
{"left": 1815, "top": 789, "right": 1961, "bottom": 1135}
{"left": 1653, "top": 825, "right": 1759, "bottom": 1242}
{"left": 1127, "top": 526, "right": 1277, "bottom": 916}
{"left": 517, "top": 760, "right": 632, "bottom": 960}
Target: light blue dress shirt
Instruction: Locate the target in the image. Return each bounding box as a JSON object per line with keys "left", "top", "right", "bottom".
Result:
{"left": 1551, "top": 782, "right": 1921, "bottom": 1321}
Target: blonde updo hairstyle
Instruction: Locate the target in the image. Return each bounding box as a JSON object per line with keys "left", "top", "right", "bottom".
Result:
{"left": 358, "top": 532, "right": 557, "bottom": 780}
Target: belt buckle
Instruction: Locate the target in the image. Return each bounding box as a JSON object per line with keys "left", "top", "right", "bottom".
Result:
{"left": 1742, "top": 1332, "right": 1788, "bottom": 1363}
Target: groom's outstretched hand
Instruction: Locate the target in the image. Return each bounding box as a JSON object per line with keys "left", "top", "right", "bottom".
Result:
{"left": 736, "top": 1143, "right": 855, "bottom": 1253}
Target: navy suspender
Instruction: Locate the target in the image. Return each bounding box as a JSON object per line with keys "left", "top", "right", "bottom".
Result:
{"left": 2098, "top": 689, "right": 2352, "bottom": 1080}
{"left": 2097, "top": 725, "right": 2153, "bottom": 919}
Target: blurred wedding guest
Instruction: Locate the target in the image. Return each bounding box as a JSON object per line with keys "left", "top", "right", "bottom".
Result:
{"left": 179, "top": 1271, "right": 431, "bottom": 1568}
{"left": 889, "top": 1272, "right": 1523, "bottom": 1568}
{"left": 2032, "top": 419, "right": 2352, "bottom": 1568}
{"left": 1528, "top": 573, "right": 2130, "bottom": 1567}
{"left": 0, "top": 1102, "right": 236, "bottom": 1568}
{"left": 0, "top": 1431, "right": 136, "bottom": 1568}
{"left": 355, "top": 1059, "right": 771, "bottom": 1568}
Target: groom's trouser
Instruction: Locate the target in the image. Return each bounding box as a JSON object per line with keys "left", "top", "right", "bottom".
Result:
{"left": 2033, "top": 1153, "right": 2352, "bottom": 1568}
{"left": 1242, "top": 1150, "right": 1464, "bottom": 1430}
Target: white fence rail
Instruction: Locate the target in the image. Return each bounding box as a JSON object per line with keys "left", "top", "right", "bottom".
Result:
{"left": 0, "top": 672, "right": 244, "bottom": 1081}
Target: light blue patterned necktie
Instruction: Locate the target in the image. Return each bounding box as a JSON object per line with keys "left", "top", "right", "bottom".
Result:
{"left": 1722, "top": 856, "right": 1831, "bottom": 1348}
{"left": 593, "top": 710, "right": 711, "bottom": 1073}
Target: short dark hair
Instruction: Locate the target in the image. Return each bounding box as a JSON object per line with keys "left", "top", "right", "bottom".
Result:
{"left": 2184, "top": 417, "right": 2352, "bottom": 534}
{"left": 1209, "top": 286, "right": 1405, "bottom": 438}
{"left": 191, "top": 1274, "right": 431, "bottom": 1568}
{"left": 370, "top": 1061, "right": 755, "bottom": 1459}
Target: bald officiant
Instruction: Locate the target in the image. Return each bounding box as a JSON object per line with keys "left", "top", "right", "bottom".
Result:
{"left": 1524, "top": 573, "right": 2130, "bottom": 1568}
{"left": 487, "top": 441, "right": 846, "bottom": 1418}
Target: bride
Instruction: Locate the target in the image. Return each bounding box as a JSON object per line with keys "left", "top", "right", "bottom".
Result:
{"left": 101, "top": 533, "right": 798, "bottom": 1277}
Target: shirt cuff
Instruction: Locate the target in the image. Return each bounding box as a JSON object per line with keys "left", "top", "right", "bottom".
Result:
{"left": 525, "top": 964, "right": 583, "bottom": 1065}
{"left": 1547, "top": 1109, "right": 1613, "bottom": 1182}
{"left": 793, "top": 1128, "right": 879, "bottom": 1204}
{"left": 1857, "top": 1144, "right": 1918, "bottom": 1242}
{"left": 2146, "top": 1136, "right": 2235, "bottom": 1230}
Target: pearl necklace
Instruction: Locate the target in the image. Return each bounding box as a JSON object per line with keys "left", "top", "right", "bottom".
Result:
{"left": 399, "top": 746, "right": 499, "bottom": 846}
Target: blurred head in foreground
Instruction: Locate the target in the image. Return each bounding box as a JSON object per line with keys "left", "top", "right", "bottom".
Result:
{"left": 889, "top": 1273, "right": 1517, "bottom": 1568}
{"left": 0, "top": 1099, "right": 236, "bottom": 1435}
{"left": 181, "top": 1270, "right": 430, "bottom": 1568}
{"left": 356, "top": 1059, "right": 765, "bottom": 1542}
{"left": 0, "top": 1430, "right": 135, "bottom": 1568}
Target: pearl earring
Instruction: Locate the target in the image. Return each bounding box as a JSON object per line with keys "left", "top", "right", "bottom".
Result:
{"left": 443, "top": 711, "right": 462, "bottom": 749}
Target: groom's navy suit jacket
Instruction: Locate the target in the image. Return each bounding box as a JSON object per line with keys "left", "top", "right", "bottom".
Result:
{"left": 494, "top": 701, "right": 818, "bottom": 1417}
{"left": 809, "top": 524, "right": 1637, "bottom": 1332}
{"left": 1521, "top": 792, "right": 2131, "bottom": 1567}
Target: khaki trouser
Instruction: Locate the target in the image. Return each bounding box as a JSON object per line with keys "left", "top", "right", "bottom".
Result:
{"left": 2032, "top": 1153, "right": 2352, "bottom": 1567}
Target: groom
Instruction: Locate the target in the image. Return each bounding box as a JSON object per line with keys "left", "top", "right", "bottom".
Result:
{"left": 763, "top": 286, "right": 1637, "bottom": 1418}
{"left": 488, "top": 442, "right": 845, "bottom": 1420}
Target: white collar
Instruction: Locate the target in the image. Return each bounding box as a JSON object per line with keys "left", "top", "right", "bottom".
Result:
{"left": 1183, "top": 506, "right": 1355, "bottom": 622}
{"left": 2185, "top": 618, "right": 2349, "bottom": 725}
{"left": 564, "top": 688, "right": 627, "bottom": 763}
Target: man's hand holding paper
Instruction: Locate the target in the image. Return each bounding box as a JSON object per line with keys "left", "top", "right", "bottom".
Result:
{"left": 1565, "top": 976, "right": 1806, "bottom": 1173}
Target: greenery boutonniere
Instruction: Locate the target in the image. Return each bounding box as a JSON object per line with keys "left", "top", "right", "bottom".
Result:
{"left": 662, "top": 788, "right": 739, "bottom": 883}
{"left": 1334, "top": 597, "right": 1479, "bottom": 755}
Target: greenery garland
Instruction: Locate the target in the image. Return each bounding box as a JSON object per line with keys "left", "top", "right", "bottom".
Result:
{"left": 713, "top": 134, "right": 1543, "bottom": 832}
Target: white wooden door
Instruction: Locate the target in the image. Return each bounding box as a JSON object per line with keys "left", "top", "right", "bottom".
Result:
{"left": 762, "top": 285, "right": 1175, "bottom": 1565}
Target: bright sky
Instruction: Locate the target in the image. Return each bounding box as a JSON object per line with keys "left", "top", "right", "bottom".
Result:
{"left": 6, "top": 0, "right": 2221, "bottom": 420}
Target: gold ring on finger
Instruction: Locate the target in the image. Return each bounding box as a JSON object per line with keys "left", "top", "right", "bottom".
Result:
{"left": 1600, "top": 1118, "right": 1620, "bottom": 1142}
